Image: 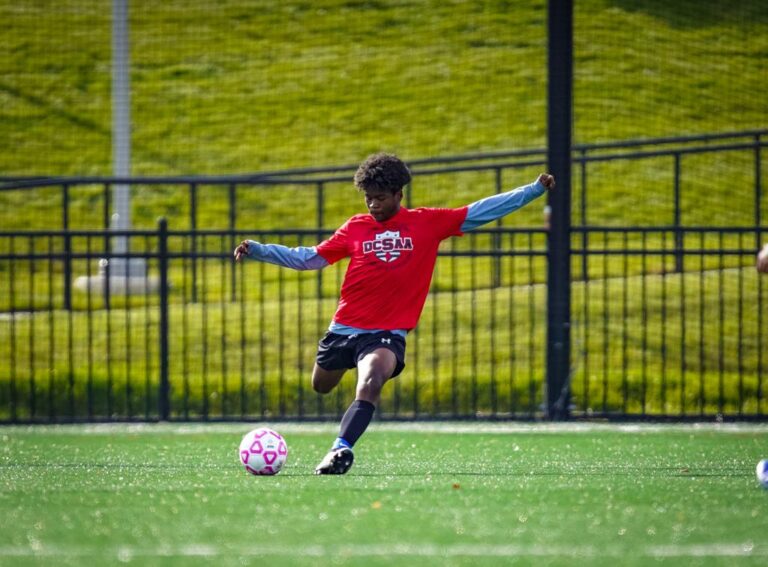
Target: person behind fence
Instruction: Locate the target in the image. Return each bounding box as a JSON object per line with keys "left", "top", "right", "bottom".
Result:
{"left": 234, "top": 153, "right": 555, "bottom": 474}
{"left": 758, "top": 243, "right": 768, "bottom": 273}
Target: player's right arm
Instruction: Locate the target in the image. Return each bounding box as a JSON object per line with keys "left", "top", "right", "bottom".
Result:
{"left": 233, "top": 240, "right": 329, "bottom": 271}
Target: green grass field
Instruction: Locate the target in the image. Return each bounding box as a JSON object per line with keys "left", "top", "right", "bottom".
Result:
{"left": 2, "top": 423, "right": 768, "bottom": 566}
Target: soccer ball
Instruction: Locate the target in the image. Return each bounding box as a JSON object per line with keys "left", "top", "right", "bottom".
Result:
{"left": 239, "top": 428, "right": 288, "bottom": 476}
{"left": 757, "top": 459, "right": 768, "bottom": 489}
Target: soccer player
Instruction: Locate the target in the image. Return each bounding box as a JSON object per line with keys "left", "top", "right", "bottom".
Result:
{"left": 234, "top": 153, "right": 555, "bottom": 474}
{"left": 758, "top": 243, "right": 768, "bottom": 273}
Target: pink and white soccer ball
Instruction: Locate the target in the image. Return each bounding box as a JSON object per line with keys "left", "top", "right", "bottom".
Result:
{"left": 239, "top": 428, "right": 288, "bottom": 476}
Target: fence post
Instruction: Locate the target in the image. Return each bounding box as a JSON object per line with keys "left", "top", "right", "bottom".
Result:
{"left": 158, "top": 217, "right": 170, "bottom": 421}
{"left": 755, "top": 134, "right": 762, "bottom": 251}
{"left": 546, "top": 0, "right": 573, "bottom": 420}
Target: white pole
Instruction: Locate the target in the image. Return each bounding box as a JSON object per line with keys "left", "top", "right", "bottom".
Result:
{"left": 111, "top": 0, "right": 140, "bottom": 276}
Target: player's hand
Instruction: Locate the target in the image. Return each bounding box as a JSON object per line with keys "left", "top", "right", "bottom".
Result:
{"left": 234, "top": 240, "right": 250, "bottom": 262}
{"left": 758, "top": 243, "right": 768, "bottom": 273}
{"left": 538, "top": 173, "right": 555, "bottom": 190}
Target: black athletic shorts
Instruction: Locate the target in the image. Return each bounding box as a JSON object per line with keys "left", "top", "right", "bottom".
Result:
{"left": 315, "top": 331, "right": 407, "bottom": 378}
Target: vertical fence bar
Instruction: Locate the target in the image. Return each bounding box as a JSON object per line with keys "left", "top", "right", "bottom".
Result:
{"left": 640, "top": 231, "right": 647, "bottom": 416}
{"left": 601, "top": 231, "right": 609, "bottom": 413}
{"left": 580, "top": 231, "right": 590, "bottom": 414}
{"left": 717, "top": 232, "right": 725, "bottom": 415}
{"left": 674, "top": 154, "right": 683, "bottom": 273}
{"left": 143, "top": 235, "right": 152, "bottom": 420}
{"left": 621, "top": 232, "right": 629, "bottom": 414}
{"left": 67, "top": 254, "right": 75, "bottom": 417}
{"left": 580, "top": 150, "right": 588, "bottom": 282}
{"left": 158, "top": 218, "right": 170, "bottom": 421}
{"left": 660, "top": 231, "right": 668, "bottom": 413}
{"left": 239, "top": 241, "right": 247, "bottom": 419}
{"left": 738, "top": 234, "right": 745, "bottom": 415}
{"left": 258, "top": 259, "right": 266, "bottom": 419}
{"left": 451, "top": 241, "right": 459, "bottom": 417}
{"left": 278, "top": 258, "right": 286, "bottom": 418}
{"left": 698, "top": 232, "right": 706, "bottom": 416}
{"left": 103, "top": 183, "right": 112, "bottom": 311}
{"left": 181, "top": 237, "right": 190, "bottom": 420}
{"left": 103, "top": 182, "right": 111, "bottom": 229}
{"left": 125, "top": 246, "right": 133, "bottom": 418}
{"left": 679, "top": 236, "right": 687, "bottom": 416}
{"left": 28, "top": 237, "right": 36, "bottom": 419}
{"left": 47, "top": 236, "right": 56, "bottom": 421}
{"left": 220, "top": 235, "right": 229, "bottom": 418}
{"left": 201, "top": 234, "right": 209, "bottom": 420}
{"left": 508, "top": 235, "right": 518, "bottom": 416}
{"left": 755, "top": 134, "right": 762, "bottom": 251}
{"left": 528, "top": 233, "right": 536, "bottom": 417}
{"left": 85, "top": 236, "right": 94, "bottom": 419}
{"left": 189, "top": 183, "right": 198, "bottom": 303}
{"left": 106, "top": 237, "right": 114, "bottom": 419}
{"left": 8, "top": 237, "right": 17, "bottom": 421}
{"left": 62, "top": 183, "right": 72, "bottom": 310}
{"left": 489, "top": 252, "right": 497, "bottom": 416}
{"left": 229, "top": 183, "right": 237, "bottom": 303}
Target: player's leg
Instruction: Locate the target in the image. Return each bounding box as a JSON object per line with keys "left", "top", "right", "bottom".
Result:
{"left": 354, "top": 347, "right": 397, "bottom": 404}
{"left": 331, "top": 347, "right": 396, "bottom": 450}
{"left": 311, "top": 363, "right": 346, "bottom": 394}
{"left": 316, "top": 333, "right": 405, "bottom": 475}
{"left": 311, "top": 332, "right": 353, "bottom": 395}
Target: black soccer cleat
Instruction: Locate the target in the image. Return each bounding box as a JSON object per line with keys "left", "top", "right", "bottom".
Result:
{"left": 314, "top": 447, "right": 354, "bottom": 475}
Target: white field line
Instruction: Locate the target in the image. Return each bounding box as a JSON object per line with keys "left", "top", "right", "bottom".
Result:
{"left": 4, "top": 421, "right": 768, "bottom": 436}
{"left": 0, "top": 542, "right": 765, "bottom": 559}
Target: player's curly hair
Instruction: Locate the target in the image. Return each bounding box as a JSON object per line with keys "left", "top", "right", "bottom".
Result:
{"left": 353, "top": 153, "right": 411, "bottom": 193}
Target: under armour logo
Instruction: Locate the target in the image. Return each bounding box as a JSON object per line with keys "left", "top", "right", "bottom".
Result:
{"left": 381, "top": 338, "right": 391, "bottom": 344}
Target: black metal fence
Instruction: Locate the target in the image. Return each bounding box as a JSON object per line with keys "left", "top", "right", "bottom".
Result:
{"left": 0, "top": 222, "right": 765, "bottom": 423}
{"left": 0, "top": 130, "right": 766, "bottom": 422}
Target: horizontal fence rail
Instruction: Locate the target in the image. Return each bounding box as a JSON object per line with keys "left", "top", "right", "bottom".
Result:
{"left": 0, "top": 224, "right": 765, "bottom": 423}
{"left": 1, "top": 129, "right": 765, "bottom": 234}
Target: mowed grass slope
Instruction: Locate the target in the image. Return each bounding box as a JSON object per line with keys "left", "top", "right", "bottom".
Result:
{"left": 1, "top": 424, "right": 767, "bottom": 566}
{"left": 1, "top": 0, "right": 767, "bottom": 230}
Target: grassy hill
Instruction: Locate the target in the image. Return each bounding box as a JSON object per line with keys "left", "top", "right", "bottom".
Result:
{"left": 1, "top": 0, "right": 766, "bottom": 232}
{"left": 1, "top": 0, "right": 765, "bottom": 178}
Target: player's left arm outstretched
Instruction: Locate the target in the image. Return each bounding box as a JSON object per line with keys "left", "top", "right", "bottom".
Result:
{"left": 460, "top": 173, "right": 554, "bottom": 232}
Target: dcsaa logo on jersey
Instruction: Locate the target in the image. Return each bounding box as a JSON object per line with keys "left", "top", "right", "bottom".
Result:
{"left": 363, "top": 230, "right": 413, "bottom": 263}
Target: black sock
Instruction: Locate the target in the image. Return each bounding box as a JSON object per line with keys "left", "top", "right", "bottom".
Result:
{"left": 337, "top": 400, "right": 375, "bottom": 448}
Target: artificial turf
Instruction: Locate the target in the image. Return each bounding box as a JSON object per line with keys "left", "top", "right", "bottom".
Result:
{"left": 1, "top": 422, "right": 767, "bottom": 566}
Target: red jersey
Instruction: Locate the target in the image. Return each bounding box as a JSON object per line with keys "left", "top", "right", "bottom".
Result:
{"left": 316, "top": 206, "right": 468, "bottom": 331}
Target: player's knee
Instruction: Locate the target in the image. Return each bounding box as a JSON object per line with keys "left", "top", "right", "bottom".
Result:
{"left": 312, "top": 377, "right": 334, "bottom": 395}
{"left": 356, "top": 374, "right": 387, "bottom": 400}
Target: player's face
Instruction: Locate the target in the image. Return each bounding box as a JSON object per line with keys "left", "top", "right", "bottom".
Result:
{"left": 364, "top": 189, "right": 402, "bottom": 222}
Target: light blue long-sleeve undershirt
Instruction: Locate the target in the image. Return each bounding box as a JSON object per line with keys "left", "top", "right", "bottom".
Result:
{"left": 244, "top": 179, "right": 546, "bottom": 335}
